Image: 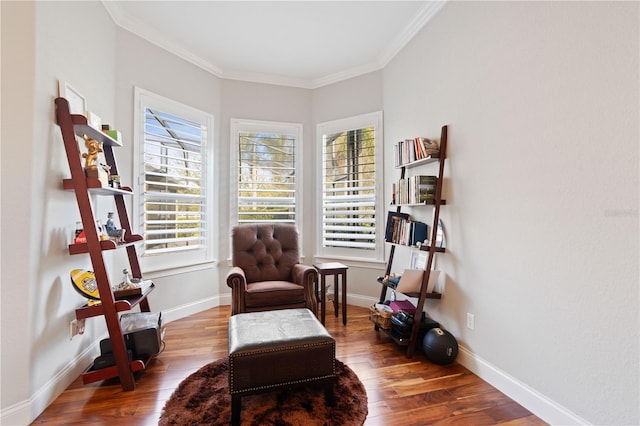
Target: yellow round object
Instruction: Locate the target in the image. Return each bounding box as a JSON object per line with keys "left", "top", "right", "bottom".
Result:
{"left": 70, "top": 269, "right": 100, "bottom": 300}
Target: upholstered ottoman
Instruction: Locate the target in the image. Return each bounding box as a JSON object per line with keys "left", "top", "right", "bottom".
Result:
{"left": 228, "top": 308, "right": 336, "bottom": 425}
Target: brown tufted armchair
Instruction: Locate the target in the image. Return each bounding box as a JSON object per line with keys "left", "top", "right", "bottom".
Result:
{"left": 226, "top": 223, "right": 318, "bottom": 316}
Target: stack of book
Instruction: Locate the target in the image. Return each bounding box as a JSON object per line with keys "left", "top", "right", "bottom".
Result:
{"left": 384, "top": 212, "right": 429, "bottom": 246}
{"left": 392, "top": 175, "right": 437, "bottom": 205}
{"left": 394, "top": 137, "right": 440, "bottom": 167}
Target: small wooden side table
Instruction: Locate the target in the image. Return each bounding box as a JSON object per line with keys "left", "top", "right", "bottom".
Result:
{"left": 313, "top": 262, "right": 348, "bottom": 325}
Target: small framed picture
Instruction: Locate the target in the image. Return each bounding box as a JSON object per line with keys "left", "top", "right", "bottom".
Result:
{"left": 58, "top": 80, "right": 87, "bottom": 116}
{"left": 87, "top": 111, "right": 102, "bottom": 129}
{"left": 436, "top": 219, "right": 446, "bottom": 248}
{"left": 410, "top": 251, "right": 428, "bottom": 270}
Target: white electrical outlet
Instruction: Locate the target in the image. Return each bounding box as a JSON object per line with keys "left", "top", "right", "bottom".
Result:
{"left": 69, "top": 319, "right": 86, "bottom": 340}
{"left": 70, "top": 320, "right": 78, "bottom": 340}
{"left": 466, "top": 313, "right": 475, "bottom": 330}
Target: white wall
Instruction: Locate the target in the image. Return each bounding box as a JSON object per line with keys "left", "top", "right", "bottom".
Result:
{"left": 1, "top": 0, "right": 36, "bottom": 418}
{"left": 383, "top": 2, "right": 639, "bottom": 424}
{"left": 2, "top": 1, "right": 119, "bottom": 423}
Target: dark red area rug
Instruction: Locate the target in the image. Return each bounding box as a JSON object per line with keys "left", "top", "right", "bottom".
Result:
{"left": 159, "top": 358, "right": 367, "bottom": 425}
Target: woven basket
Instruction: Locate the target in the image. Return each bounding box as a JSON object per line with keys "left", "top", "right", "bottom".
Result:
{"left": 369, "top": 304, "right": 392, "bottom": 330}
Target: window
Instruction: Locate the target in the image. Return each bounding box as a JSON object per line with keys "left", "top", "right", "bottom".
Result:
{"left": 134, "top": 88, "right": 214, "bottom": 271}
{"left": 231, "top": 119, "right": 302, "bottom": 227}
{"left": 317, "top": 112, "right": 384, "bottom": 261}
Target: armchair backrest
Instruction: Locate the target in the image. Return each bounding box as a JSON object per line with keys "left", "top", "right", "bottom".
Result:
{"left": 231, "top": 223, "right": 300, "bottom": 283}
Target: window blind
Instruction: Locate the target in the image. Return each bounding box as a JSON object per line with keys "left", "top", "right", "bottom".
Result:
{"left": 322, "top": 127, "right": 376, "bottom": 249}
{"left": 142, "top": 108, "right": 206, "bottom": 255}
{"left": 237, "top": 132, "right": 296, "bottom": 224}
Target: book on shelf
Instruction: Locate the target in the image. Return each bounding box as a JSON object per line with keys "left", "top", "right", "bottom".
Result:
{"left": 416, "top": 137, "right": 440, "bottom": 158}
{"left": 385, "top": 211, "right": 428, "bottom": 247}
{"left": 389, "top": 299, "right": 416, "bottom": 314}
{"left": 394, "top": 137, "right": 440, "bottom": 167}
{"left": 416, "top": 175, "right": 437, "bottom": 203}
{"left": 385, "top": 211, "right": 410, "bottom": 243}
{"left": 410, "top": 221, "right": 428, "bottom": 247}
{"left": 393, "top": 175, "right": 437, "bottom": 205}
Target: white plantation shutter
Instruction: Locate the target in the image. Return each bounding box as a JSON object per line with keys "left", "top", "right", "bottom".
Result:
{"left": 318, "top": 111, "right": 383, "bottom": 261}
{"left": 237, "top": 132, "right": 296, "bottom": 224}
{"left": 135, "top": 88, "right": 214, "bottom": 270}
{"left": 322, "top": 128, "right": 376, "bottom": 249}
{"left": 143, "top": 109, "right": 205, "bottom": 254}
{"left": 232, "top": 119, "right": 302, "bottom": 227}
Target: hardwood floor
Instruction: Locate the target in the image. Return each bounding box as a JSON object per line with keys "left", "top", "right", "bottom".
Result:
{"left": 31, "top": 305, "right": 546, "bottom": 425}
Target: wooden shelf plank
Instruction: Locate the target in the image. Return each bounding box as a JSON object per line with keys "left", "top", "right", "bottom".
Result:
{"left": 377, "top": 327, "right": 410, "bottom": 346}
{"left": 75, "top": 284, "right": 155, "bottom": 320}
{"left": 70, "top": 114, "right": 122, "bottom": 147}
{"left": 81, "top": 358, "right": 147, "bottom": 386}
{"left": 396, "top": 155, "right": 440, "bottom": 169}
{"left": 384, "top": 242, "right": 445, "bottom": 253}
{"left": 376, "top": 277, "right": 442, "bottom": 299}
{"left": 391, "top": 200, "right": 446, "bottom": 206}
{"left": 63, "top": 178, "right": 133, "bottom": 195}
{"left": 68, "top": 234, "right": 143, "bottom": 255}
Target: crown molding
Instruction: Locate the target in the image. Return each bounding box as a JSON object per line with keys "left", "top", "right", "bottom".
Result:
{"left": 102, "top": 0, "right": 447, "bottom": 89}
{"left": 377, "top": 1, "right": 448, "bottom": 67}
{"left": 102, "top": 1, "right": 224, "bottom": 77}
{"left": 221, "top": 69, "right": 316, "bottom": 90}
{"left": 310, "top": 61, "right": 385, "bottom": 89}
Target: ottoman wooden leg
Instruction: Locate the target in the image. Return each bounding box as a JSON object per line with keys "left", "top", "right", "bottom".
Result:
{"left": 231, "top": 394, "right": 241, "bottom": 425}
{"left": 324, "top": 378, "right": 335, "bottom": 406}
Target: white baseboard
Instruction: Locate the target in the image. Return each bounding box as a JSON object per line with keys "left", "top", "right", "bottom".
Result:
{"left": 160, "top": 295, "right": 221, "bottom": 324}
{"left": 456, "top": 345, "right": 590, "bottom": 425}
{"left": 346, "top": 293, "right": 378, "bottom": 308}
{"left": 1, "top": 342, "right": 98, "bottom": 426}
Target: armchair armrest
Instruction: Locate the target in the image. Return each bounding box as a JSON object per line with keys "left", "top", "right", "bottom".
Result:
{"left": 227, "top": 266, "right": 246, "bottom": 288}
{"left": 292, "top": 264, "right": 318, "bottom": 316}
{"left": 227, "top": 266, "right": 248, "bottom": 315}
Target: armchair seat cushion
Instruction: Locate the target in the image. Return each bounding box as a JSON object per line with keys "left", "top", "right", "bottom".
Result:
{"left": 245, "top": 281, "right": 305, "bottom": 308}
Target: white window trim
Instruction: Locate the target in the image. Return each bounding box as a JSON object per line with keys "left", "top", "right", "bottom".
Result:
{"left": 230, "top": 118, "right": 304, "bottom": 243}
{"left": 316, "top": 111, "right": 385, "bottom": 262}
{"left": 133, "top": 87, "right": 216, "bottom": 273}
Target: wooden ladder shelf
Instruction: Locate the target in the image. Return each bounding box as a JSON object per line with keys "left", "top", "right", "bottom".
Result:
{"left": 55, "top": 97, "right": 154, "bottom": 391}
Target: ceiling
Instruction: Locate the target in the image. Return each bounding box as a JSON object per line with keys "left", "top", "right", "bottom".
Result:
{"left": 103, "top": 1, "right": 446, "bottom": 89}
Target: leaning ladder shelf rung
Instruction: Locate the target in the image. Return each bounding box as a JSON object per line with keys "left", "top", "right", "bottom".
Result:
{"left": 81, "top": 358, "right": 147, "bottom": 385}
{"left": 75, "top": 283, "right": 156, "bottom": 320}
{"left": 390, "top": 200, "right": 446, "bottom": 206}
{"left": 63, "top": 178, "right": 133, "bottom": 194}
{"left": 376, "top": 277, "right": 442, "bottom": 300}
{"left": 68, "top": 234, "right": 144, "bottom": 255}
